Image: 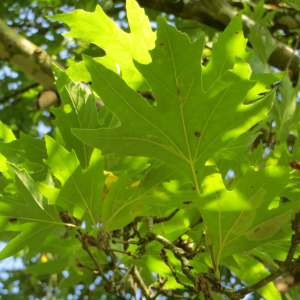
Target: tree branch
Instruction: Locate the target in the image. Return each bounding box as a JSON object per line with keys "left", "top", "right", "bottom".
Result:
{"left": 0, "top": 82, "right": 39, "bottom": 104}
{"left": 76, "top": 232, "right": 109, "bottom": 284}
{"left": 125, "top": 0, "right": 300, "bottom": 82}
{"left": 130, "top": 266, "right": 153, "bottom": 300}
{"left": 0, "top": 18, "right": 63, "bottom": 91}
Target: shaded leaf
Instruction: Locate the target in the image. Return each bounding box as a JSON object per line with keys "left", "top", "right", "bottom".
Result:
{"left": 0, "top": 164, "right": 62, "bottom": 260}
{"left": 51, "top": 65, "right": 100, "bottom": 169}
{"left": 196, "top": 166, "right": 297, "bottom": 274}
{"left": 43, "top": 136, "right": 106, "bottom": 226}
{"left": 230, "top": 254, "right": 281, "bottom": 300}
{"left": 25, "top": 258, "right": 69, "bottom": 274}
{"left": 269, "top": 73, "right": 300, "bottom": 142}
{"left": 102, "top": 163, "right": 197, "bottom": 231}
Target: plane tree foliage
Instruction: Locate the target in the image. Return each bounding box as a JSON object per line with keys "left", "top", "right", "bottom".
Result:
{"left": 2, "top": 1, "right": 300, "bottom": 300}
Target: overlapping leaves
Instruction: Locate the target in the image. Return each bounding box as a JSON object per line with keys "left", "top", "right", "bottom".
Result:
{"left": 0, "top": 1, "right": 298, "bottom": 296}
{"left": 49, "top": 0, "right": 155, "bottom": 89}
{"left": 197, "top": 166, "right": 299, "bottom": 273}
{"left": 0, "top": 165, "right": 63, "bottom": 260}
{"left": 72, "top": 13, "right": 277, "bottom": 192}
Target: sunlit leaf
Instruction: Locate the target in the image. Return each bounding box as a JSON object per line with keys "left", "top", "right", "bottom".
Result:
{"left": 49, "top": 0, "right": 155, "bottom": 89}
{"left": 196, "top": 166, "right": 298, "bottom": 274}
{"left": 73, "top": 14, "right": 275, "bottom": 193}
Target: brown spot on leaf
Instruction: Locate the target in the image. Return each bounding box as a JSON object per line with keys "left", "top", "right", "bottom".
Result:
{"left": 9, "top": 218, "right": 17, "bottom": 223}
{"left": 160, "top": 43, "right": 165, "bottom": 49}
{"left": 195, "top": 132, "right": 200, "bottom": 137}
{"left": 183, "top": 201, "right": 192, "bottom": 205}
{"left": 236, "top": 32, "right": 239, "bottom": 34}
{"left": 177, "top": 86, "right": 181, "bottom": 96}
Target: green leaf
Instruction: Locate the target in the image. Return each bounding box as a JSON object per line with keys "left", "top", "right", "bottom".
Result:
{"left": 25, "top": 258, "right": 69, "bottom": 274}
{"left": 44, "top": 135, "right": 106, "bottom": 226}
{"left": 19, "top": 132, "right": 47, "bottom": 166}
{"left": 0, "top": 121, "right": 16, "bottom": 142}
{"left": 73, "top": 14, "right": 274, "bottom": 192}
{"left": 230, "top": 254, "right": 281, "bottom": 300}
{"left": 18, "top": 132, "right": 48, "bottom": 181}
{"left": 59, "top": 269, "right": 92, "bottom": 289}
{"left": 244, "top": 0, "right": 276, "bottom": 27}
{"left": 248, "top": 27, "right": 277, "bottom": 69}
{"left": 269, "top": 73, "right": 300, "bottom": 142}
{"left": 51, "top": 65, "right": 100, "bottom": 169}
{"left": 0, "top": 138, "right": 24, "bottom": 164}
{"left": 102, "top": 163, "right": 197, "bottom": 231}
{"left": 196, "top": 166, "right": 297, "bottom": 273}
{"left": 0, "top": 164, "right": 62, "bottom": 260}
{"left": 39, "top": 235, "right": 80, "bottom": 257}
{"left": 283, "top": 0, "right": 300, "bottom": 11}
{"left": 49, "top": 0, "right": 155, "bottom": 90}
{"left": 213, "top": 122, "right": 263, "bottom": 162}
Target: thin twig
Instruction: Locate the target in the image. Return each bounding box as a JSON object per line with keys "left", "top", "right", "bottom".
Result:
{"left": 160, "top": 248, "right": 195, "bottom": 291}
{"left": 152, "top": 277, "right": 169, "bottom": 299}
{"left": 154, "top": 209, "right": 180, "bottom": 223}
{"left": 76, "top": 233, "right": 109, "bottom": 283}
{"left": 225, "top": 212, "right": 300, "bottom": 299}
{"left": 151, "top": 287, "right": 196, "bottom": 299}
{"left": 172, "top": 217, "right": 203, "bottom": 243}
{"left": 186, "top": 230, "right": 206, "bottom": 259}
{"left": 149, "top": 232, "right": 197, "bottom": 287}
{"left": 0, "top": 83, "right": 39, "bottom": 104}
{"left": 107, "top": 247, "right": 139, "bottom": 258}
{"left": 112, "top": 239, "right": 140, "bottom": 245}
{"left": 284, "top": 212, "right": 300, "bottom": 265}
{"left": 131, "top": 266, "right": 153, "bottom": 300}
{"left": 286, "top": 30, "right": 300, "bottom": 72}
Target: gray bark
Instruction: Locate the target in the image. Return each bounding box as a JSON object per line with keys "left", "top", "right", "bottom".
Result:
{"left": 0, "top": 18, "right": 57, "bottom": 91}
{"left": 131, "top": 0, "right": 300, "bottom": 81}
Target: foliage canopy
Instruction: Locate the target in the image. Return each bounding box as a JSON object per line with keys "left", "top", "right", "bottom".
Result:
{"left": 2, "top": 1, "right": 300, "bottom": 300}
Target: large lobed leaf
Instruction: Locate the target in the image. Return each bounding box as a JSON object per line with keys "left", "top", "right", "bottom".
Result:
{"left": 39, "top": 136, "right": 106, "bottom": 227}
{"left": 0, "top": 164, "right": 62, "bottom": 260}
{"left": 49, "top": 0, "right": 155, "bottom": 90}
{"left": 197, "top": 166, "right": 299, "bottom": 274}
{"left": 73, "top": 13, "right": 276, "bottom": 193}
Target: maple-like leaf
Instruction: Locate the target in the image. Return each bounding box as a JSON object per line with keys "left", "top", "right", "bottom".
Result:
{"left": 73, "top": 14, "right": 276, "bottom": 192}
{"left": 196, "top": 166, "right": 299, "bottom": 276}
{"left": 49, "top": 0, "right": 155, "bottom": 89}
{"left": 269, "top": 73, "right": 300, "bottom": 142}
{"left": 244, "top": 0, "right": 276, "bottom": 27}
{"left": 39, "top": 136, "right": 106, "bottom": 227}
{"left": 248, "top": 27, "right": 277, "bottom": 68}
{"left": 0, "top": 164, "right": 62, "bottom": 260}
{"left": 51, "top": 66, "right": 100, "bottom": 169}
